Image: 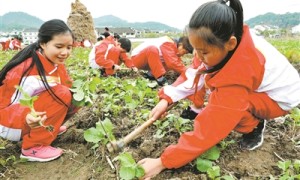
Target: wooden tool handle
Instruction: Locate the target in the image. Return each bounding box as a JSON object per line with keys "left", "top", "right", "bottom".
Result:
{"left": 122, "top": 118, "right": 155, "bottom": 145}
{"left": 106, "top": 102, "right": 178, "bottom": 152}
{"left": 121, "top": 102, "right": 177, "bottom": 145}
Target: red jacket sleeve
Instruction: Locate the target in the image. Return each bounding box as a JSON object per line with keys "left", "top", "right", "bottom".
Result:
{"left": 120, "top": 52, "right": 135, "bottom": 68}
{"left": 160, "top": 42, "right": 186, "bottom": 74}
{"left": 160, "top": 85, "right": 252, "bottom": 168}
{"left": 0, "top": 60, "right": 32, "bottom": 125}
{"left": 158, "top": 88, "right": 173, "bottom": 104}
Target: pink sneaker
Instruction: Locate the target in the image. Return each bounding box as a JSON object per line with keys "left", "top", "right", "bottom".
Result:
{"left": 20, "top": 145, "right": 63, "bottom": 162}
{"left": 58, "top": 125, "right": 67, "bottom": 135}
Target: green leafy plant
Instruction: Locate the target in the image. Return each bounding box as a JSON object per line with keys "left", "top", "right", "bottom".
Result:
{"left": 218, "top": 139, "right": 236, "bottom": 151}
{"left": 195, "top": 146, "right": 234, "bottom": 179}
{"left": 70, "top": 72, "right": 101, "bottom": 107}
{"left": 207, "top": 166, "right": 221, "bottom": 179}
{"left": 173, "top": 116, "right": 193, "bottom": 134}
{"left": 153, "top": 114, "right": 192, "bottom": 138}
{"left": 153, "top": 118, "right": 171, "bottom": 139}
{"left": 95, "top": 77, "right": 158, "bottom": 117}
{"left": 0, "top": 155, "right": 16, "bottom": 168}
{"left": 196, "top": 146, "right": 220, "bottom": 173}
{"left": 285, "top": 107, "right": 300, "bottom": 147}
{"left": 84, "top": 118, "right": 116, "bottom": 149}
{"left": 14, "top": 85, "right": 54, "bottom": 132}
{"left": 277, "top": 159, "right": 300, "bottom": 179}
{"left": 114, "top": 152, "right": 145, "bottom": 180}
{"left": 0, "top": 138, "right": 7, "bottom": 150}
{"left": 289, "top": 107, "right": 300, "bottom": 126}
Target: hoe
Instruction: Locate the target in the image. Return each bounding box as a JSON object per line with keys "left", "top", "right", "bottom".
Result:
{"left": 106, "top": 103, "right": 177, "bottom": 153}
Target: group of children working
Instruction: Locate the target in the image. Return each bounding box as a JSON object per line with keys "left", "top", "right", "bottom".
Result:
{"left": 0, "top": 0, "right": 300, "bottom": 179}
{"left": 88, "top": 28, "right": 193, "bottom": 85}
{"left": 0, "top": 36, "right": 22, "bottom": 51}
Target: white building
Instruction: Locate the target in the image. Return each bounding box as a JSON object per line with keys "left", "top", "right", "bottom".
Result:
{"left": 22, "top": 28, "right": 38, "bottom": 45}
{"left": 292, "top": 24, "right": 300, "bottom": 34}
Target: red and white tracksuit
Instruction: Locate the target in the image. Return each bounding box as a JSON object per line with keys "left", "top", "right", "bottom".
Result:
{"left": 131, "top": 36, "right": 186, "bottom": 79}
{"left": 0, "top": 38, "right": 11, "bottom": 51}
{"left": 159, "top": 25, "right": 300, "bottom": 169}
{"left": 0, "top": 51, "right": 73, "bottom": 149}
{"left": 0, "top": 37, "right": 9, "bottom": 51}
{"left": 92, "top": 39, "right": 134, "bottom": 75}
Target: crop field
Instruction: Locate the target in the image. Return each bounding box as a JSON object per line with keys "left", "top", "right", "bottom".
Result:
{"left": 0, "top": 38, "right": 300, "bottom": 179}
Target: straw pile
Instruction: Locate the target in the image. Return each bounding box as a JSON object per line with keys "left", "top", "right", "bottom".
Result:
{"left": 67, "top": 0, "right": 97, "bottom": 44}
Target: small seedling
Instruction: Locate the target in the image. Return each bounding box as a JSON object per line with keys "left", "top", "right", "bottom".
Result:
{"left": 14, "top": 85, "right": 54, "bottom": 132}
{"left": 84, "top": 118, "right": 116, "bottom": 149}
{"left": 114, "top": 152, "right": 145, "bottom": 180}
{"left": 196, "top": 146, "right": 220, "bottom": 173}
{"left": 277, "top": 160, "right": 300, "bottom": 179}
{"left": 289, "top": 107, "right": 300, "bottom": 126}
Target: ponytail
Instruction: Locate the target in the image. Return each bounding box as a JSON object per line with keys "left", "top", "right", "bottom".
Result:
{"left": 227, "top": 0, "right": 244, "bottom": 44}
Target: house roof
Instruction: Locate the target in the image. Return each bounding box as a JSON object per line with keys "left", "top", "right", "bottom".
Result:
{"left": 23, "top": 28, "right": 39, "bottom": 32}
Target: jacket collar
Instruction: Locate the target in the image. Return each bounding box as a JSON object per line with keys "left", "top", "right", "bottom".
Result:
{"left": 37, "top": 51, "right": 58, "bottom": 75}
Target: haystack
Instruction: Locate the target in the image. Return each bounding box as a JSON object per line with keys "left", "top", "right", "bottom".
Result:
{"left": 67, "top": 0, "right": 97, "bottom": 44}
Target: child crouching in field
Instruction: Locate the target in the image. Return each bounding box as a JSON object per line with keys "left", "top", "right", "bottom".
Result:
{"left": 89, "top": 36, "right": 138, "bottom": 76}
{"left": 0, "top": 19, "right": 79, "bottom": 162}
{"left": 138, "top": 0, "right": 300, "bottom": 179}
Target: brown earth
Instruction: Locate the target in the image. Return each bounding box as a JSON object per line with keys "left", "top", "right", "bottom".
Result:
{"left": 1, "top": 64, "right": 300, "bottom": 180}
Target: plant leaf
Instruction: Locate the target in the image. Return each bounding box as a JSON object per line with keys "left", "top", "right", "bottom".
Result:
{"left": 116, "top": 152, "right": 135, "bottom": 167}
{"left": 73, "top": 89, "right": 85, "bottom": 101}
{"left": 196, "top": 158, "right": 213, "bottom": 173}
{"left": 83, "top": 127, "right": 103, "bottom": 143}
{"left": 200, "top": 146, "right": 220, "bottom": 160}
{"left": 119, "top": 166, "right": 135, "bottom": 180}
{"left": 135, "top": 165, "right": 145, "bottom": 178}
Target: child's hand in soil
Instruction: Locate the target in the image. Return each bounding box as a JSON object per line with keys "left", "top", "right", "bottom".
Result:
{"left": 26, "top": 111, "right": 47, "bottom": 129}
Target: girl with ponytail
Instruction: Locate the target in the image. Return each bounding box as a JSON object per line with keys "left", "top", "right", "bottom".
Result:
{"left": 138, "top": 0, "right": 300, "bottom": 178}
{"left": 0, "top": 19, "right": 79, "bottom": 162}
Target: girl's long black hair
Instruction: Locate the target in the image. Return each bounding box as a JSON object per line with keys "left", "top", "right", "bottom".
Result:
{"left": 0, "top": 19, "right": 74, "bottom": 106}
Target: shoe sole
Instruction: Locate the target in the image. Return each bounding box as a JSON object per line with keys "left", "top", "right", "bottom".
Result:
{"left": 247, "top": 120, "right": 267, "bottom": 151}
{"left": 20, "top": 154, "right": 62, "bottom": 162}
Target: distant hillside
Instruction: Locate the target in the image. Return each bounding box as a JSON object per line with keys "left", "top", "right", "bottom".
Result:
{"left": 0, "top": 12, "right": 179, "bottom": 32}
{"left": 245, "top": 12, "right": 300, "bottom": 28}
{"left": 93, "top": 15, "right": 179, "bottom": 31}
{"left": 1, "top": 12, "right": 299, "bottom": 32}
{"left": 0, "top": 12, "right": 44, "bottom": 31}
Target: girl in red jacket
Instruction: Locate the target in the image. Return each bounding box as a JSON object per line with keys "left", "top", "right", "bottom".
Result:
{"left": 131, "top": 36, "right": 193, "bottom": 85}
{"left": 138, "top": 0, "right": 300, "bottom": 179}
{"left": 0, "top": 19, "right": 78, "bottom": 162}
